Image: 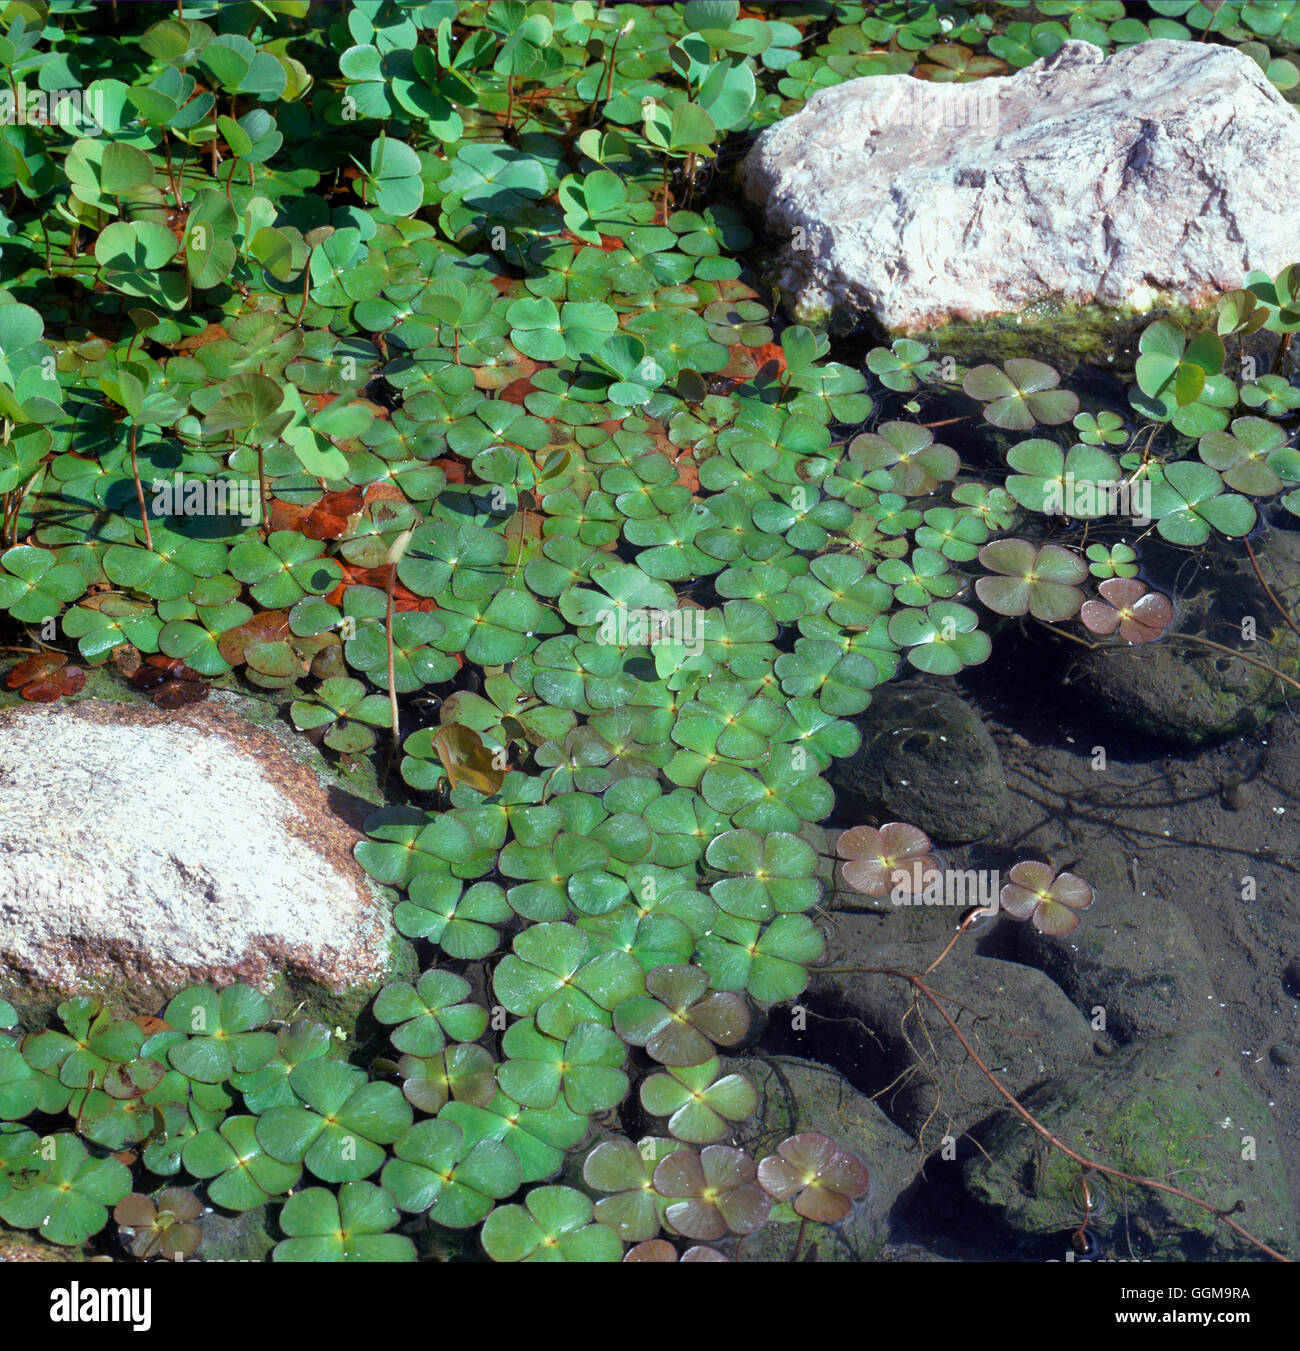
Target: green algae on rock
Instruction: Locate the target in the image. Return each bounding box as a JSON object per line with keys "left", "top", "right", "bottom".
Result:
{"left": 1017, "top": 889, "right": 1225, "bottom": 1043}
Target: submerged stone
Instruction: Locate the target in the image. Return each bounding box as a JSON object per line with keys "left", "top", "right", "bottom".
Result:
{"left": 829, "top": 685, "right": 1005, "bottom": 844}
{"left": 730, "top": 1056, "right": 918, "bottom": 1261}
{"left": 1018, "top": 889, "right": 1224, "bottom": 1043}
{"left": 964, "top": 1031, "right": 1295, "bottom": 1259}
{"left": 741, "top": 40, "right": 1300, "bottom": 345}
{"left": 0, "top": 699, "right": 400, "bottom": 1013}
{"left": 813, "top": 943, "right": 1094, "bottom": 1136}
{"left": 1071, "top": 530, "right": 1300, "bottom": 747}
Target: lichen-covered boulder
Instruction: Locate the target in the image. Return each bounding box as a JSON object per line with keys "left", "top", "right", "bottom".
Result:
{"left": 0, "top": 699, "right": 405, "bottom": 1019}
{"left": 742, "top": 40, "right": 1300, "bottom": 339}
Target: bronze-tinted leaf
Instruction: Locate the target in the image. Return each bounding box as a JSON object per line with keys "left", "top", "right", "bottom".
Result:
{"left": 151, "top": 679, "right": 208, "bottom": 709}
{"left": 430, "top": 722, "right": 506, "bottom": 796}
{"left": 112, "top": 1194, "right": 156, "bottom": 1229}
{"left": 216, "top": 609, "right": 291, "bottom": 667}
{"left": 624, "top": 1239, "right": 678, "bottom": 1262}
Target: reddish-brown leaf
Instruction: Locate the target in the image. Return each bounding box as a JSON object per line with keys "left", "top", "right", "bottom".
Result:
{"left": 175, "top": 322, "right": 227, "bottom": 352}
{"left": 131, "top": 655, "right": 209, "bottom": 707}
{"left": 152, "top": 681, "right": 208, "bottom": 709}
{"left": 300, "top": 486, "right": 366, "bottom": 541}
{"left": 430, "top": 456, "right": 467, "bottom": 484}
{"left": 720, "top": 341, "right": 786, "bottom": 385}
{"left": 498, "top": 376, "right": 537, "bottom": 406}
{"left": 324, "top": 563, "right": 436, "bottom": 612}
{"left": 20, "top": 671, "right": 85, "bottom": 702}
{"left": 6, "top": 653, "right": 85, "bottom": 702}
{"left": 6, "top": 653, "right": 67, "bottom": 688}
{"left": 268, "top": 497, "right": 311, "bottom": 533}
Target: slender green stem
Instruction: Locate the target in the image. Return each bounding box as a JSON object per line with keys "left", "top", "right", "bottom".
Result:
{"left": 295, "top": 245, "right": 316, "bottom": 327}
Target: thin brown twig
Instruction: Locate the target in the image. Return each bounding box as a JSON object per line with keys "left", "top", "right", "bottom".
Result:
{"left": 385, "top": 560, "right": 400, "bottom": 757}
{"left": 922, "top": 908, "right": 991, "bottom": 976}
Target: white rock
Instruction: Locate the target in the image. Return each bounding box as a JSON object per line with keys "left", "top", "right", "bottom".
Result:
{"left": 0, "top": 699, "right": 395, "bottom": 999}
{"left": 740, "top": 40, "right": 1300, "bottom": 332}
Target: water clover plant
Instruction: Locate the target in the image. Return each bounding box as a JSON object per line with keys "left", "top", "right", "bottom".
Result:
{"left": 836, "top": 823, "right": 937, "bottom": 898}
{"left": 1147, "top": 461, "right": 1257, "bottom": 545}
{"left": 1239, "top": 374, "right": 1300, "bottom": 417}
{"left": 182, "top": 1116, "right": 302, "bottom": 1212}
{"left": 381, "top": 1119, "right": 520, "bottom": 1227}
{"left": 865, "top": 338, "right": 942, "bottom": 392}
{"left": 1130, "top": 318, "right": 1234, "bottom": 435}
{"left": 1085, "top": 542, "right": 1139, "bottom": 579}
{"left": 846, "top": 422, "right": 959, "bottom": 496}
{"left": 581, "top": 1136, "right": 684, "bottom": 1243}
{"left": 480, "top": 1185, "right": 622, "bottom": 1263}
{"left": 651, "top": 1143, "right": 771, "bottom": 1240}
{"left": 1197, "top": 417, "right": 1300, "bottom": 497}
{"left": 756, "top": 1132, "right": 871, "bottom": 1223}
{"left": 639, "top": 1059, "right": 759, "bottom": 1144}
{"left": 497, "top": 1018, "right": 629, "bottom": 1116}
{"left": 1080, "top": 579, "right": 1175, "bottom": 644}
{"left": 273, "top": 1183, "right": 416, "bottom": 1263}
{"left": 1073, "top": 409, "right": 1129, "bottom": 446}
{"left": 1003, "top": 440, "right": 1122, "bottom": 516}
{"left": 887, "top": 601, "right": 991, "bottom": 675}
{"left": 998, "top": 862, "right": 1096, "bottom": 936}
{"left": 0, "top": 0, "right": 1179, "bottom": 1268}
{"left": 255, "top": 1060, "right": 412, "bottom": 1184}
{"left": 0, "top": 1134, "right": 131, "bottom": 1247}
{"left": 161, "top": 986, "right": 276, "bottom": 1084}
{"left": 113, "top": 1190, "right": 204, "bottom": 1262}
{"left": 962, "top": 359, "right": 1079, "bottom": 430}
{"left": 494, "top": 923, "right": 646, "bottom": 1038}
{"left": 612, "top": 964, "right": 750, "bottom": 1066}
{"left": 372, "top": 972, "right": 488, "bottom": 1057}
{"left": 975, "top": 539, "right": 1089, "bottom": 621}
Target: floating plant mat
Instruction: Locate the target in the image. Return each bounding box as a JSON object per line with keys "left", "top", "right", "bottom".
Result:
{"left": 0, "top": 0, "right": 1297, "bottom": 1270}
